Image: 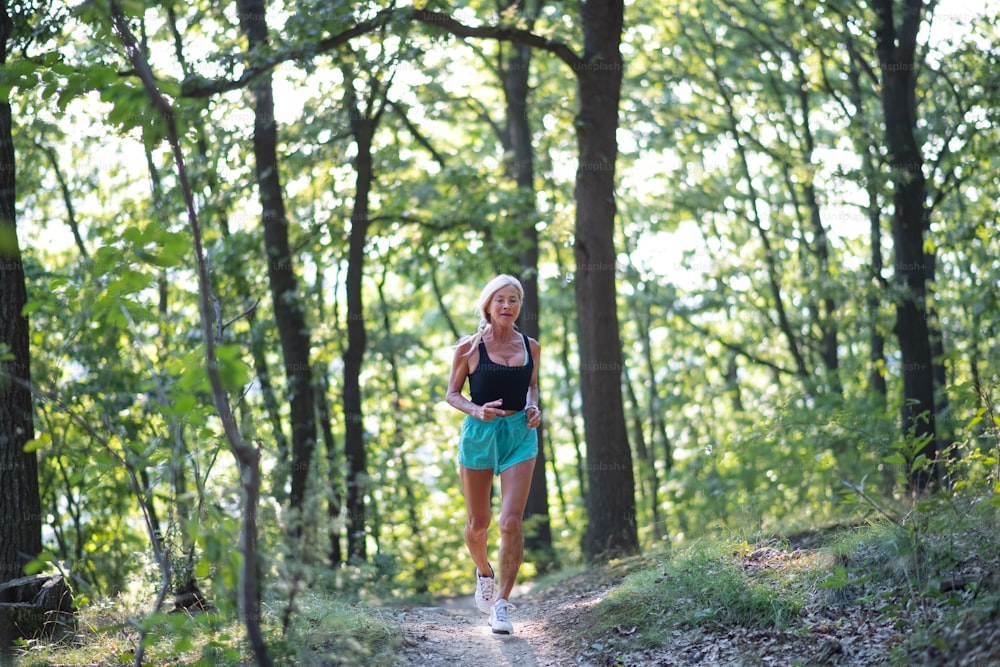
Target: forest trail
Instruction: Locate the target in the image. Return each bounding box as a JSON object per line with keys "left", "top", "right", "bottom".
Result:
{"left": 395, "top": 581, "right": 610, "bottom": 667}
{"left": 391, "top": 544, "right": 1000, "bottom": 667}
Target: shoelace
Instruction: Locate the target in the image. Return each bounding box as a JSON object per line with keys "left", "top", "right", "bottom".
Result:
{"left": 479, "top": 573, "right": 495, "bottom": 600}
{"left": 493, "top": 600, "right": 516, "bottom": 621}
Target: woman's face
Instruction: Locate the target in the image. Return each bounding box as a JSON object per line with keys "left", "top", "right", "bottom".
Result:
{"left": 487, "top": 285, "right": 522, "bottom": 325}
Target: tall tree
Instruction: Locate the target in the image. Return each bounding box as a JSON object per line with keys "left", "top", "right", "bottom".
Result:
{"left": 573, "top": 0, "right": 638, "bottom": 559}
{"left": 340, "top": 52, "right": 391, "bottom": 562}
{"left": 843, "top": 28, "right": 889, "bottom": 407}
{"left": 237, "top": 0, "right": 318, "bottom": 517}
{"left": 163, "top": 0, "right": 292, "bottom": 507}
{"left": 870, "top": 0, "right": 939, "bottom": 489}
{"left": 415, "top": 0, "right": 639, "bottom": 560}
{"left": 496, "top": 0, "right": 556, "bottom": 572}
{"left": 109, "top": 3, "right": 271, "bottom": 661}
{"left": 0, "top": 0, "right": 42, "bottom": 646}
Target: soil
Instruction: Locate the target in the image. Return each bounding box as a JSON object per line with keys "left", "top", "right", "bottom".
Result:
{"left": 396, "top": 578, "right": 613, "bottom": 667}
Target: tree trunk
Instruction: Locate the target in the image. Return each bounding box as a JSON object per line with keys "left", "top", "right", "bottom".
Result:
{"left": 237, "top": 0, "right": 317, "bottom": 516}
{"left": 925, "top": 253, "right": 953, "bottom": 450}
{"left": 342, "top": 176, "right": 370, "bottom": 560}
{"left": 649, "top": 341, "right": 674, "bottom": 478}
{"left": 847, "top": 29, "right": 891, "bottom": 497}
{"left": 407, "top": 0, "right": 636, "bottom": 562}
{"left": 845, "top": 31, "right": 889, "bottom": 408}
{"left": 498, "top": 0, "right": 556, "bottom": 573}
{"left": 636, "top": 284, "right": 671, "bottom": 536}
{"left": 0, "top": 2, "right": 42, "bottom": 648}
{"left": 871, "top": 0, "right": 939, "bottom": 490}
{"left": 342, "top": 63, "right": 388, "bottom": 562}
{"left": 623, "top": 365, "right": 662, "bottom": 540}
{"left": 376, "top": 271, "right": 429, "bottom": 593}
{"left": 786, "top": 43, "right": 841, "bottom": 395}
{"left": 314, "top": 265, "right": 344, "bottom": 567}
{"left": 0, "top": 575, "right": 74, "bottom": 645}
{"left": 575, "top": 0, "right": 638, "bottom": 561}
{"left": 164, "top": 3, "right": 291, "bottom": 503}
{"left": 553, "top": 241, "right": 586, "bottom": 500}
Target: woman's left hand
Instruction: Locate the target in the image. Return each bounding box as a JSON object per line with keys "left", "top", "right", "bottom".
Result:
{"left": 527, "top": 406, "right": 542, "bottom": 429}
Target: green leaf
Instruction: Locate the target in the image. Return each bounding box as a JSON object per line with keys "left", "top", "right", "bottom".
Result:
{"left": 93, "top": 244, "right": 124, "bottom": 274}
{"left": 214, "top": 344, "right": 251, "bottom": 393}
{"left": 22, "top": 436, "right": 45, "bottom": 452}
{"left": 20, "top": 299, "right": 43, "bottom": 316}
{"left": 24, "top": 552, "right": 54, "bottom": 576}
{"left": 103, "top": 83, "right": 154, "bottom": 134}
{"left": 94, "top": 450, "right": 118, "bottom": 467}
{"left": 966, "top": 406, "right": 987, "bottom": 430}
{"left": 122, "top": 226, "right": 144, "bottom": 245}
{"left": 41, "top": 78, "right": 60, "bottom": 100}
{"left": 0, "top": 61, "right": 41, "bottom": 98}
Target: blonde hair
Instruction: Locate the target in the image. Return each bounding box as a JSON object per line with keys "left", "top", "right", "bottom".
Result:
{"left": 463, "top": 274, "right": 524, "bottom": 354}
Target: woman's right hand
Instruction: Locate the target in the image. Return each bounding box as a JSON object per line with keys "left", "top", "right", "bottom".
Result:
{"left": 478, "top": 399, "right": 504, "bottom": 421}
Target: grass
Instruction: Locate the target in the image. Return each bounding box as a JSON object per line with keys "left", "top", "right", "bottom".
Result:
{"left": 591, "top": 539, "right": 810, "bottom": 645}
{"left": 10, "top": 587, "right": 400, "bottom": 666}
{"left": 271, "top": 591, "right": 400, "bottom": 666}
{"left": 13, "top": 593, "right": 150, "bottom": 666}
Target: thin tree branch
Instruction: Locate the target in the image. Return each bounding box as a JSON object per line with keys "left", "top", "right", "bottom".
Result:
{"left": 412, "top": 9, "right": 580, "bottom": 69}
{"left": 222, "top": 298, "right": 260, "bottom": 333}
{"left": 463, "top": 93, "right": 506, "bottom": 143}
{"left": 34, "top": 141, "right": 89, "bottom": 261}
{"left": 387, "top": 100, "right": 448, "bottom": 167}
{"left": 429, "top": 262, "right": 460, "bottom": 340}
{"left": 178, "top": 7, "right": 581, "bottom": 98}
{"left": 109, "top": 3, "right": 271, "bottom": 665}
{"left": 672, "top": 308, "right": 796, "bottom": 376}
{"left": 371, "top": 213, "right": 475, "bottom": 233}
{"left": 181, "top": 8, "right": 397, "bottom": 98}
{"left": 181, "top": 8, "right": 585, "bottom": 98}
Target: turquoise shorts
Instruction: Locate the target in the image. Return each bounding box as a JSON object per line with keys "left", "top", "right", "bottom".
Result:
{"left": 459, "top": 411, "right": 538, "bottom": 474}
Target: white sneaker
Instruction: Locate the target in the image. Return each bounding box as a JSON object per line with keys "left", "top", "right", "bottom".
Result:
{"left": 474, "top": 565, "right": 495, "bottom": 614}
{"left": 489, "top": 598, "right": 515, "bottom": 634}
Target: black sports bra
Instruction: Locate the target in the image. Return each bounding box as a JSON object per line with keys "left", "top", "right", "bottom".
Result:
{"left": 468, "top": 333, "right": 533, "bottom": 411}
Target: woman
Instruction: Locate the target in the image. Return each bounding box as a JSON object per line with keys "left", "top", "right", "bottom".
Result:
{"left": 446, "top": 274, "right": 542, "bottom": 635}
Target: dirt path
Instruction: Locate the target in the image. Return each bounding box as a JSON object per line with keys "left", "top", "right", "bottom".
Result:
{"left": 395, "top": 583, "right": 611, "bottom": 667}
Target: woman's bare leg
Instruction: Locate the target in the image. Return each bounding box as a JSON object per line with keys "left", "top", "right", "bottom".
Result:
{"left": 460, "top": 465, "right": 495, "bottom": 577}
{"left": 496, "top": 457, "right": 536, "bottom": 601}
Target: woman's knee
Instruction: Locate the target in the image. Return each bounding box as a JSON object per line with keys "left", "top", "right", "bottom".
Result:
{"left": 467, "top": 513, "right": 492, "bottom": 534}
{"left": 497, "top": 513, "right": 524, "bottom": 538}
